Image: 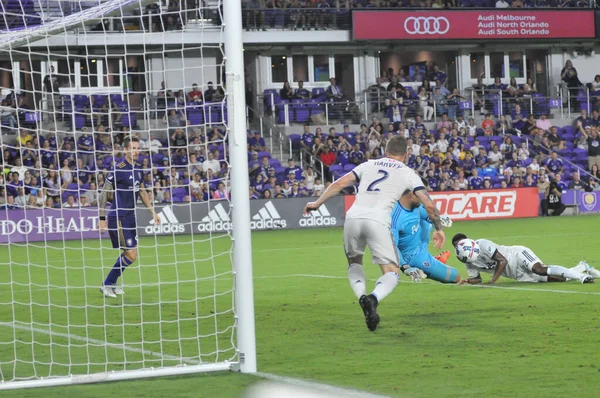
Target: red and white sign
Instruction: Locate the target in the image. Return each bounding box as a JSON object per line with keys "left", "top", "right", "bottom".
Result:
{"left": 343, "top": 188, "right": 539, "bottom": 221}
{"left": 353, "top": 10, "right": 595, "bottom": 40}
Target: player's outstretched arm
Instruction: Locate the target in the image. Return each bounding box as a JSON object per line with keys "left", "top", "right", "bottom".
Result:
{"left": 98, "top": 181, "right": 113, "bottom": 233}
{"left": 488, "top": 251, "right": 508, "bottom": 284}
{"left": 139, "top": 185, "right": 160, "bottom": 224}
{"left": 414, "top": 189, "right": 445, "bottom": 249}
{"left": 304, "top": 171, "right": 356, "bottom": 214}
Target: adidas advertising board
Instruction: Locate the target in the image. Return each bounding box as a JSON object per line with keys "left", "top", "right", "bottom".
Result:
{"left": 299, "top": 204, "right": 337, "bottom": 227}
{"left": 144, "top": 205, "right": 185, "bottom": 234}
{"left": 135, "top": 197, "right": 345, "bottom": 238}
{"left": 197, "top": 203, "right": 233, "bottom": 232}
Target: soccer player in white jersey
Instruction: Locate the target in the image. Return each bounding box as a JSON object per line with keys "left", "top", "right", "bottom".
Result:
{"left": 304, "top": 136, "right": 445, "bottom": 331}
{"left": 452, "top": 233, "right": 596, "bottom": 284}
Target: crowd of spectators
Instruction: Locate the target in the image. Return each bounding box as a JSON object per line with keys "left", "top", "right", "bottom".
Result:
{"left": 295, "top": 106, "right": 600, "bottom": 196}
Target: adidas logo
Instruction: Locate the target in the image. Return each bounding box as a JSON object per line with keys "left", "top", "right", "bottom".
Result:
{"left": 250, "top": 201, "right": 287, "bottom": 230}
{"left": 145, "top": 205, "right": 185, "bottom": 234}
{"left": 197, "top": 203, "right": 232, "bottom": 232}
{"left": 299, "top": 204, "right": 337, "bottom": 227}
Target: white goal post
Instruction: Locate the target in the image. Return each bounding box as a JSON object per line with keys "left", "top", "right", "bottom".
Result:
{"left": 0, "top": 0, "right": 255, "bottom": 389}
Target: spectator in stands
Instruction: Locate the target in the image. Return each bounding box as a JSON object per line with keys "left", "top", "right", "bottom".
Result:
{"left": 77, "top": 128, "right": 95, "bottom": 168}
{"left": 578, "top": 124, "right": 600, "bottom": 170}
{"left": 446, "top": 88, "right": 465, "bottom": 120}
{"left": 202, "top": 152, "right": 221, "bottom": 175}
{"left": 561, "top": 60, "right": 582, "bottom": 109}
{"left": 431, "top": 87, "right": 446, "bottom": 116}
{"left": 488, "top": 145, "right": 503, "bottom": 169}
{"left": 280, "top": 81, "right": 294, "bottom": 101}
{"left": 326, "top": 77, "right": 344, "bottom": 102}
{"left": 0, "top": 100, "right": 17, "bottom": 130}
{"left": 63, "top": 194, "right": 77, "bottom": 208}
{"left": 568, "top": 171, "right": 588, "bottom": 191}
{"left": 294, "top": 81, "right": 311, "bottom": 100}
{"left": 545, "top": 151, "right": 564, "bottom": 178}
{"left": 204, "top": 82, "right": 216, "bottom": 102}
{"left": 481, "top": 114, "right": 494, "bottom": 136}
{"left": 170, "top": 128, "right": 187, "bottom": 148}
{"left": 213, "top": 181, "right": 229, "bottom": 200}
{"left": 418, "top": 87, "right": 433, "bottom": 121}
{"left": 535, "top": 113, "right": 551, "bottom": 134}
{"left": 249, "top": 131, "right": 267, "bottom": 152}
{"left": 388, "top": 99, "right": 402, "bottom": 124}
{"left": 546, "top": 126, "right": 564, "bottom": 151}
{"left": 188, "top": 83, "right": 203, "bottom": 104}
{"left": 369, "top": 77, "right": 387, "bottom": 112}
{"left": 518, "top": 142, "right": 530, "bottom": 161}
{"left": 576, "top": 109, "right": 591, "bottom": 128}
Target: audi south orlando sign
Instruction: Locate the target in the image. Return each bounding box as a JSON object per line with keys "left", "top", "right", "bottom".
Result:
{"left": 353, "top": 10, "right": 595, "bottom": 40}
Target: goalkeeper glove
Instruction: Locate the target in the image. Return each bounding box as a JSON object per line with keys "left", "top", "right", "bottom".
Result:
{"left": 401, "top": 266, "right": 427, "bottom": 282}
{"left": 440, "top": 215, "right": 453, "bottom": 228}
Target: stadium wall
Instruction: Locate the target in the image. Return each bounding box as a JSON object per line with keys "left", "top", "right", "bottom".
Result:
{"left": 6, "top": 189, "right": 600, "bottom": 243}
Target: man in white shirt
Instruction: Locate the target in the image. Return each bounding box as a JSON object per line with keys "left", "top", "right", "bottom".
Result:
{"left": 452, "top": 233, "right": 596, "bottom": 285}
{"left": 495, "top": 0, "right": 510, "bottom": 7}
{"left": 487, "top": 145, "right": 503, "bottom": 169}
{"left": 202, "top": 151, "right": 221, "bottom": 175}
{"left": 304, "top": 136, "right": 445, "bottom": 331}
{"left": 63, "top": 195, "right": 78, "bottom": 208}
{"left": 83, "top": 182, "right": 98, "bottom": 206}
{"left": 14, "top": 188, "right": 29, "bottom": 208}
{"left": 147, "top": 134, "right": 163, "bottom": 154}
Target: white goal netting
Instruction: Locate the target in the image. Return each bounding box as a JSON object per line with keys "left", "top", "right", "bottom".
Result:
{"left": 0, "top": 0, "right": 242, "bottom": 388}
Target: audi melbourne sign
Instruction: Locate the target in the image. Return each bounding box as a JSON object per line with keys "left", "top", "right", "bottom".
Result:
{"left": 353, "top": 10, "right": 595, "bottom": 40}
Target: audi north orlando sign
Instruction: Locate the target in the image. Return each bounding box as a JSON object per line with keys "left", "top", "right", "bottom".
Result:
{"left": 353, "top": 10, "right": 595, "bottom": 40}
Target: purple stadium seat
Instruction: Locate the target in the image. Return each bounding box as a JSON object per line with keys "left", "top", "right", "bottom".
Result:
{"left": 288, "top": 134, "right": 301, "bottom": 149}
{"left": 293, "top": 103, "right": 310, "bottom": 123}
{"left": 329, "top": 164, "right": 343, "bottom": 174}
{"left": 343, "top": 164, "right": 356, "bottom": 172}
{"left": 188, "top": 110, "right": 204, "bottom": 126}
{"left": 258, "top": 151, "right": 271, "bottom": 159}
{"left": 74, "top": 114, "right": 86, "bottom": 129}
{"left": 120, "top": 113, "right": 136, "bottom": 128}
{"left": 277, "top": 100, "right": 289, "bottom": 124}
{"left": 269, "top": 158, "right": 281, "bottom": 168}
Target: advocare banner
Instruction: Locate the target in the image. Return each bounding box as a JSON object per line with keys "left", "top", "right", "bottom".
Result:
{"left": 0, "top": 197, "right": 346, "bottom": 243}
{"left": 344, "top": 188, "right": 540, "bottom": 221}
{"left": 352, "top": 10, "right": 595, "bottom": 40}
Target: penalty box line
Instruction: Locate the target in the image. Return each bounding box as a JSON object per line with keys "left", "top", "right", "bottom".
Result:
{"left": 5, "top": 273, "right": 600, "bottom": 296}
{"left": 0, "top": 323, "right": 391, "bottom": 397}
{"left": 0, "top": 321, "right": 200, "bottom": 365}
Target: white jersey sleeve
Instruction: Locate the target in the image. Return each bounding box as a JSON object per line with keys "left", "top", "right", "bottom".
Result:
{"left": 477, "top": 239, "right": 499, "bottom": 259}
{"left": 346, "top": 158, "right": 424, "bottom": 226}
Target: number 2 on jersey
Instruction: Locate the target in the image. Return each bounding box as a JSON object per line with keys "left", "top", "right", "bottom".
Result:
{"left": 366, "top": 169, "right": 389, "bottom": 192}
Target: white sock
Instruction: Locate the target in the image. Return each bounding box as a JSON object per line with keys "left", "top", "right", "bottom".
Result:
{"left": 547, "top": 265, "right": 584, "bottom": 280}
{"left": 371, "top": 272, "right": 399, "bottom": 302}
{"left": 348, "top": 263, "right": 366, "bottom": 299}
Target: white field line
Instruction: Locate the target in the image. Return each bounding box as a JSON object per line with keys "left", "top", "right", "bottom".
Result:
{"left": 0, "top": 321, "right": 200, "bottom": 365}
{"left": 0, "top": 322, "right": 390, "bottom": 397}
{"left": 254, "top": 372, "right": 391, "bottom": 398}
{"left": 4, "top": 273, "right": 600, "bottom": 296}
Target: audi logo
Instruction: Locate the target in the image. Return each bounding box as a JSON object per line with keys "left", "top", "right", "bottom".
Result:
{"left": 404, "top": 17, "right": 450, "bottom": 35}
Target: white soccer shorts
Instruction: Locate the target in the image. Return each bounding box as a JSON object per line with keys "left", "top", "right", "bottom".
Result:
{"left": 343, "top": 218, "right": 399, "bottom": 266}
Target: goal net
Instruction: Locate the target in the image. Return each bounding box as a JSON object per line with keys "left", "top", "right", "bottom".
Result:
{"left": 0, "top": 0, "right": 254, "bottom": 389}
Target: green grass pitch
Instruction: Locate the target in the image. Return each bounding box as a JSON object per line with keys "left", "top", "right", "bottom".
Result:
{"left": 2, "top": 215, "right": 600, "bottom": 397}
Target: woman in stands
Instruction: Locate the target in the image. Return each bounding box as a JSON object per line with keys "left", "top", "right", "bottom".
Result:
{"left": 280, "top": 81, "right": 293, "bottom": 101}
{"left": 418, "top": 86, "right": 433, "bottom": 121}
{"left": 44, "top": 170, "right": 61, "bottom": 205}
{"left": 561, "top": 60, "right": 582, "bottom": 110}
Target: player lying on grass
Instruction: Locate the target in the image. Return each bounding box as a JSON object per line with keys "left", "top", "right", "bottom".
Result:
{"left": 304, "top": 136, "right": 445, "bottom": 332}
{"left": 392, "top": 188, "right": 460, "bottom": 284}
{"left": 452, "top": 233, "right": 597, "bottom": 284}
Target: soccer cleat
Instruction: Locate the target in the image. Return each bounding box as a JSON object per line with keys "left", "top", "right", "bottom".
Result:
{"left": 580, "top": 261, "right": 600, "bottom": 278}
{"left": 359, "top": 294, "right": 380, "bottom": 332}
{"left": 112, "top": 286, "right": 124, "bottom": 295}
{"left": 100, "top": 285, "right": 117, "bottom": 298}
{"left": 435, "top": 251, "right": 451, "bottom": 264}
{"left": 579, "top": 275, "right": 595, "bottom": 284}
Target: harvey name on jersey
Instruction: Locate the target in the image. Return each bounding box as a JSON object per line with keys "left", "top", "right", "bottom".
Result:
{"left": 347, "top": 157, "right": 424, "bottom": 226}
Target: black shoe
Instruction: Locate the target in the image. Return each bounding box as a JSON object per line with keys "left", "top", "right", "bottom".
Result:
{"left": 359, "top": 294, "right": 380, "bottom": 331}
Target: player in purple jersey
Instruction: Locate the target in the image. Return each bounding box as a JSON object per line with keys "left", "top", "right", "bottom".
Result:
{"left": 98, "top": 136, "right": 160, "bottom": 298}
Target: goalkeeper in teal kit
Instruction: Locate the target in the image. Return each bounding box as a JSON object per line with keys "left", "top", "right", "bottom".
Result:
{"left": 391, "top": 189, "right": 460, "bottom": 284}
